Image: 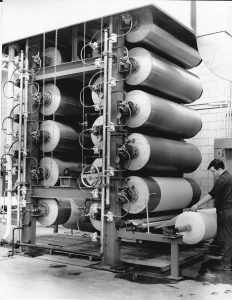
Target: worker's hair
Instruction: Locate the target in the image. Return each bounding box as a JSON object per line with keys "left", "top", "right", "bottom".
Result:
{"left": 207, "top": 159, "right": 225, "bottom": 170}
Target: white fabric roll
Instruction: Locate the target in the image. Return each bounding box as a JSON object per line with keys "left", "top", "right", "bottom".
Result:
{"left": 44, "top": 47, "right": 62, "bottom": 66}
{"left": 175, "top": 208, "right": 217, "bottom": 244}
{"left": 91, "top": 116, "right": 103, "bottom": 148}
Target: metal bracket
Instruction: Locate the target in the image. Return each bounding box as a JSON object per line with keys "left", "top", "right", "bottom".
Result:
{"left": 94, "top": 58, "right": 104, "bottom": 68}
{"left": 110, "top": 33, "right": 117, "bottom": 43}
{"left": 109, "top": 78, "right": 116, "bottom": 87}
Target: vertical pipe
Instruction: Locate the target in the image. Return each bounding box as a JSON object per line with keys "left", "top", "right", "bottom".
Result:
{"left": 22, "top": 40, "right": 29, "bottom": 210}
{"left": 3, "top": 45, "right": 15, "bottom": 240}
{"left": 100, "top": 28, "right": 108, "bottom": 254}
{"left": 22, "top": 43, "right": 28, "bottom": 185}
{"left": 16, "top": 50, "right": 24, "bottom": 240}
{"left": 106, "top": 18, "right": 113, "bottom": 207}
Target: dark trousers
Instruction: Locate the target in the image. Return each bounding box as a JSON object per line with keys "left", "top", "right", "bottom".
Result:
{"left": 220, "top": 208, "right": 232, "bottom": 266}
{"left": 217, "top": 210, "right": 224, "bottom": 245}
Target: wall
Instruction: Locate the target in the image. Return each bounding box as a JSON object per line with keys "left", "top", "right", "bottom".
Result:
{"left": 187, "top": 62, "right": 231, "bottom": 207}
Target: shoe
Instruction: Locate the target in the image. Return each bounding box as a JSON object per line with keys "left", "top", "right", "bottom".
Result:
{"left": 214, "top": 265, "right": 232, "bottom": 271}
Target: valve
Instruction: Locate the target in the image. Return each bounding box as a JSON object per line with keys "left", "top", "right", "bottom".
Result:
{"left": 92, "top": 188, "right": 100, "bottom": 199}
{"left": 106, "top": 211, "right": 113, "bottom": 222}
{"left": 90, "top": 232, "right": 99, "bottom": 242}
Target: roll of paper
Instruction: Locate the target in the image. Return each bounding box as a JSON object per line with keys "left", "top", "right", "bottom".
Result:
{"left": 175, "top": 208, "right": 217, "bottom": 244}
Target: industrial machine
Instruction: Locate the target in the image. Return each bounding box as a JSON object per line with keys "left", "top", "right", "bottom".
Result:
{"left": 1, "top": 4, "right": 209, "bottom": 279}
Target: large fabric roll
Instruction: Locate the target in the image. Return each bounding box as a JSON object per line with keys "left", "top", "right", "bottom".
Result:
{"left": 39, "top": 120, "right": 80, "bottom": 154}
{"left": 44, "top": 47, "right": 62, "bottom": 66}
{"left": 126, "top": 8, "right": 201, "bottom": 69}
{"left": 63, "top": 198, "right": 86, "bottom": 230}
{"left": 39, "top": 157, "right": 82, "bottom": 187}
{"left": 175, "top": 208, "right": 217, "bottom": 244}
{"left": 124, "top": 133, "right": 202, "bottom": 174}
{"left": 40, "top": 83, "right": 82, "bottom": 117}
{"left": 126, "top": 90, "right": 202, "bottom": 138}
{"left": 122, "top": 176, "right": 201, "bottom": 214}
{"left": 37, "top": 198, "right": 71, "bottom": 227}
{"left": 126, "top": 47, "right": 203, "bottom": 104}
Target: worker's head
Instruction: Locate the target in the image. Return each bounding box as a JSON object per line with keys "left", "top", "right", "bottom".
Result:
{"left": 207, "top": 159, "right": 225, "bottom": 179}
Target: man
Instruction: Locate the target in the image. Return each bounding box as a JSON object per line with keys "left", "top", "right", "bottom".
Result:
{"left": 191, "top": 158, "right": 232, "bottom": 271}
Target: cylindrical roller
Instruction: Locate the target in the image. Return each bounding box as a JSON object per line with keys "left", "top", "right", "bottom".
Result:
{"left": 91, "top": 76, "right": 104, "bottom": 108}
{"left": 126, "top": 90, "right": 202, "bottom": 138}
{"left": 126, "top": 8, "right": 201, "bottom": 69}
{"left": 63, "top": 198, "right": 86, "bottom": 230}
{"left": 122, "top": 176, "right": 201, "bottom": 214}
{"left": 126, "top": 47, "right": 203, "bottom": 104}
{"left": 39, "top": 120, "right": 80, "bottom": 153}
{"left": 44, "top": 47, "right": 62, "bottom": 66}
{"left": 78, "top": 216, "right": 97, "bottom": 232}
{"left": 91, "top": 115, "right": 103, "bottom": 149}
{"left": 39, "top": 157, "right": 82, "bottom": 187}
{"left": 175, "top": 208, "right": 217, "bottom": 244}
{"left": 40, "top": 83, "right": 82, "bottom": 117}
{"left": 125, "top": 133, "right": 202, "bottom": 173}
{"left": 37, "top": 198, "right": 71, "bottom": 227}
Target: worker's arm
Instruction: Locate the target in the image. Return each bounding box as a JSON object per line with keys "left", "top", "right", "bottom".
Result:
{"left": 190, "top": 194, "right": 213, "bottom": 211}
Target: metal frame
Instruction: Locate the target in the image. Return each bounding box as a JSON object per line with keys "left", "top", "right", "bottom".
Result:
{"left": 1, "top": 5, "right": 201, "bottom": 279}
{"left": 117, "top": 229, "right": 183, "bottom": 280}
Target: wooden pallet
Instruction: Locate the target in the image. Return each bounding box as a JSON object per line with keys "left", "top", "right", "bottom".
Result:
{"left": 35, "top": 234, "right": 204, "bottom": 273}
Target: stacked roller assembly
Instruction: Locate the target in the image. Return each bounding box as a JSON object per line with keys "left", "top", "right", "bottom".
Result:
{"left": 123, "top": 8, "right": 202, "bottom": 219}
{"left": 88, "top": 7, "right": 203, "bottom": 232}
{"left": 3, "top": 6, "right": 205, "bottom": 268}
{"left": 29, "top": 40, "right": 94, "bottom": 229}
{"left": 33, "top": 81, "right": 88, "bottom": 227}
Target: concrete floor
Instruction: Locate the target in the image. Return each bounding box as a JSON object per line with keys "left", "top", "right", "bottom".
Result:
{"left": 1, "top": 224, "right": 232, "bottom": 300}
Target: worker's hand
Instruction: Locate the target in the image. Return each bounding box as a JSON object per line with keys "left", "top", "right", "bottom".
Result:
{"left": 190, "top": 204, "right": 199, "bottom": 212}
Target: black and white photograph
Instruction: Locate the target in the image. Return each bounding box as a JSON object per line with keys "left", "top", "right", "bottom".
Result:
{"left": 1, "top": 1, "right": 232, "bottom": 299}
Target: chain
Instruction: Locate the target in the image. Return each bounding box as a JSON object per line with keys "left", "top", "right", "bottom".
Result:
{"left": 81, "top": 23, "right": 86, "bottom": 173}
{"left": 41, "top": 32, "right": 46, "bottom": 184}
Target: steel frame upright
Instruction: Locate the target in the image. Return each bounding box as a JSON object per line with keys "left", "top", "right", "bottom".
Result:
{"left": 101, "top": 15, "right": 125, "bottom": 267}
